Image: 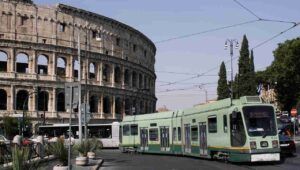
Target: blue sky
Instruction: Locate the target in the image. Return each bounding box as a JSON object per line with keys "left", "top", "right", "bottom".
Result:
{"left": 36, "top": 0, "right": 300, "bottom": 110}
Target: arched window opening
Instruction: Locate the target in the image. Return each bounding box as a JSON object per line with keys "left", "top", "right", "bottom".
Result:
{"left": 16, "top": 90, "right": 29, "bottom": 110}
{"left": 144, "top": 76, "right": 148, "bottom": 89}
{"left": 37, "top": 54, "right": 48, "bottom": 74}
{"left": 140, "top": 101, "right": 144, "bottom": 114}
{"left": 103, "top": 96, "right": 111, "bottom": 114}
{"left": 114, "top": 66, "right": 121, "bottom": 83}
{"left": 124, "top": 69, "right": 130, "bottom": 86}
{"left": 125, "top": 98, "right": 131, "bottom": 115}
{"left": 132, "top": 99, "right": 137, "bottom": 115}
{"left": 139, "top": 74, "right": 143, "bottom": 89}
{"left": 115, "top": 97, "right": 122, "bottom": 115}
{"left": 57, "top": 92, "right": 65, "bottom": 112}
{"left": 57, "top": 57, "right": 66, "bottom": 77}
{"left": 89, "top": 63, "right": 96, "bottom": 79}
{"left": 89, "top": 95, "right": 98, "bottom": 113}
{"left": 0, "top": 51, "right": 8, "bottom": 72}
{"left": 132, "top": 71, "right": 137, "bottom": 88}
{"left": 16, "top": 53, "right": 29, "bottom": 73}
{"left": 73, "top": 59, "right": 79, "bottom": 79}
{"left": 0, "top": 89, "right": 7, "bottom": 110}
{"left": 102, "top": 64, "right": 111, "bottom": 82}
{"left": 38, "top": 90, "right": 49, "bottom": 111}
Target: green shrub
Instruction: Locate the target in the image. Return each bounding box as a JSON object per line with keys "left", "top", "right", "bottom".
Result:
{"left": 12, "top": 146, "right": 29, "bottom": 170}
{"left": 48, "top": 138, "right": 68, "bottom": 166}
{"left": 75, "top": 140, "right": 91, "bottom": 157}
{"left": 90, "top": 138, "right": 103, "bottom": 152}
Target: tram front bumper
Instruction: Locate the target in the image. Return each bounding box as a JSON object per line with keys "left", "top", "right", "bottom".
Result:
{"left": 251, "top": 153, "right": 280, "bottom": 162}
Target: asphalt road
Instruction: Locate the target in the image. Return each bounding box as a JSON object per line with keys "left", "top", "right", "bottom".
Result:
{"left": 99, "top": 145, "right": 300, "bottom": 170}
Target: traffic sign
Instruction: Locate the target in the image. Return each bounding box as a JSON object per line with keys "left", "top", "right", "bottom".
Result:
{"left": 81, "top": 103, "right": 91, "bottom": 123}
{"left": 65, "top": 83, "right": 80, "bottom": 110}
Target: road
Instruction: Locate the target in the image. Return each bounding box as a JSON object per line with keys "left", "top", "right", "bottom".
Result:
{"left": 99, "top": 146, "right": 300, "bottom": 170}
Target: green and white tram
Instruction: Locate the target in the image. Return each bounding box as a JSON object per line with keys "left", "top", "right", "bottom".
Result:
{"left": 120, "top": 96, "right": 280, "bottom": 162}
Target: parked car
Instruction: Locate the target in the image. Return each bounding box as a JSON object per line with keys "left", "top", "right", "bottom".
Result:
{"left": 279, "top": 133, "right": 296, "bottom": 156}
{"left": 0, "top": 135, "right": 10, "bottom": 145}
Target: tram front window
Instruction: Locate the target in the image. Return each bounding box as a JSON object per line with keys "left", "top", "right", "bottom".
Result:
{"left": 243, "top": 106, "right": 277, "bottom": 137}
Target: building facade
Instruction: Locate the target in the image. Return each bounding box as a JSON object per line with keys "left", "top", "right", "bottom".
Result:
{"left": 0, "top": 0, "right": 157, "bottom": 125}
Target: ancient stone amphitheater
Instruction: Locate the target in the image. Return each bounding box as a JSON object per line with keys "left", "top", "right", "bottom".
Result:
{"left": 0, "top": 0, "right": 157, "bottom": 126}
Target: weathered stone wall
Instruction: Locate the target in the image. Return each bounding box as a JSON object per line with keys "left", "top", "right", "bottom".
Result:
{"left": 0, "top": 0, "right": 157, "bottom": 124}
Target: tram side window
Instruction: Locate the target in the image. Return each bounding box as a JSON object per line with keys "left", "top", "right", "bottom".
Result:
{"left": 149, "top": 128, "right": 158, "bottom": 141}
{"left": 208, "top": 116, "right": 217, "bottom": 133}
{"left": 178, "top": 127, "right": 181, "bottom": 141}
{"left": 191, "top": 126, "right": 198, "bottom": 141}
{"left": 223, "top": 115, "right": 228, "bottom": 133}
{"left": 173, "top": 127, "right": 177, "bottom": 141}
{"left": 131, "top": 124, "right": 138, "bottom": 136}
{"left": 123, "top": 125, "right": 130, "bottom": 136}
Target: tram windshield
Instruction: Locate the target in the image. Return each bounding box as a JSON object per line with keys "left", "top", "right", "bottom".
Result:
{"left": 243, "top": 106, "right": 277, "bottom": 137}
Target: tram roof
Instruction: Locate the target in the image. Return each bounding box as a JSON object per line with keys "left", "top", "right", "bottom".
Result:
{"left": 122, "top": 96, "right": 263, "bottom": 122}
{"left": 122, "top": 111, "right": 180, "bottom": 122}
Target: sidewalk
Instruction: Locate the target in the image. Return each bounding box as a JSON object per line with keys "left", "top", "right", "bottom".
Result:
{"left": 45, "top": 156, "right": 103, "bottom": 170}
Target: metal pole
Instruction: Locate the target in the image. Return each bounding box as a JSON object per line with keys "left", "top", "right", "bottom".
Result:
{"left": 78, "top": 35, "right": 82, "bottom": 143}
{"left": 230, "top": 41, "right": 233, "bottom": 106}
{"left": 68, "top": 87, "right": 73, "bottom": 170}
{"left": 84, "top": 33, "right": 88, "bottom": 140}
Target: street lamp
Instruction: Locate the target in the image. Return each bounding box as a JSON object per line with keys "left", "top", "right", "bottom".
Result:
{"left": 224, "top": 39, "right": 239, "bottom": 106}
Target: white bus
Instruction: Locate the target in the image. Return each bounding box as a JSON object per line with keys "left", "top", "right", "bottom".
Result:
{"left": 38, "top": 122, "right": 120, "bottom": 148}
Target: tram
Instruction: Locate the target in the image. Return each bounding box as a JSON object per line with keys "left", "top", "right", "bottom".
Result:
{"left": 120, "top": 96, "right": 280, "bottom": 162}
{"left": 39, "top": 122, "right": 120, "bottom": 148}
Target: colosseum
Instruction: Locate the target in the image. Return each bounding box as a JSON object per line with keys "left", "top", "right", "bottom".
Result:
{"left": 0, "top": 0, "right": 157, "bottom": 130}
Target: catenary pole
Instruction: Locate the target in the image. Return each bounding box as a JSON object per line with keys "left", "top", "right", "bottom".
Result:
{"left": 78, "top": 35, "right": 82, "bottom": 143}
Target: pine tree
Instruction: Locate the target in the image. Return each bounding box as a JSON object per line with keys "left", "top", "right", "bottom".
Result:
{"left": 217, "top": 62, "right": 229, "bottom": 100}
{"left": 249, "top": 50, "right": 257, "bottom": 95}
{"left": 238, "top": 35, "right": 251, "bottom": 97}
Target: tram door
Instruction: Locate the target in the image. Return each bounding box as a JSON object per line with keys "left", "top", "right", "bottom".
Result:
{"left": 140, "top": 128, "right": 148, "bottom": 151}
{"left": 184, "top": 124, "right": 191, "bottom": 153}
{"left": 160, "top": 126, "right": 170, "bottom": 151}
{"left": 199, "top": 122, "right": 207, "bottom": 155}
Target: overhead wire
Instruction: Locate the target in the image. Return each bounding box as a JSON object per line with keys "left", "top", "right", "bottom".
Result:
{"left": 154, "top": 19, "right": 259, "bottom": 44}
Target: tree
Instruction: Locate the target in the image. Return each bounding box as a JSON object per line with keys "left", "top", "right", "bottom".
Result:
{"left": 270, "top": 38, "right": 300, "bottom": 111}
{"left": 249, "top": 50, "right": 257, "bottom": 95}
{"left": 237, "top": 35, "right": 256, "bottom": 97}
{"left": 3, "top": 116, "right": 19, "bottom": 139}
{"left": 217, "top": 62, "right": 229, "bottom": 100}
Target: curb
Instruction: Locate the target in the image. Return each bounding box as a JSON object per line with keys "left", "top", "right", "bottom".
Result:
{"left": 92, "top": 159, "right": 104, "bottom": 170}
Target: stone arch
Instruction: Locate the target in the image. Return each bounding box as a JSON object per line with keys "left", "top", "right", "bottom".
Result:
{"left": 57, "top": 91, "right": 65, "bottom": 112}
{"left": 89, "top": 95, "right": 98, "bottom": 113}
{"left": 57, "top": 57, "right": 66, "bottom": 77}
{"left": 38, "top": 90, "right": 49, "bottom": 111}
{"left": 16, "top": 53, "right": 29, "bottom": 73}
{"left": 124, "top": 69, "right": 130, "bottom": 86}
{"left": 0, "top": 51, "right": 8, "bottom": 72}
{"left": 0, "top": 89, "right": 7, "bottom": 110}
{"left": 132, "top": 71, "right": 137, "bottom": 88}
{"left": 103, "top": 96, "right": 111, "bottom": 114}
{"left": 102, "top": 64, "right": 111, "bottom": 82}
{"left": 16, "top": 90, "right": 29, "bottom": 110}
{"left": 73, "top": 59, "right": 79, "bottom": 79}
{"left": 115, "top": 97, "right": 122, "bottom": 115}
{"left": 89, "top": 62, "right": 96, "bottom": 79}
{"left": 37, "top": 54, "right": 48, "bottom": 74}
{"left": 114, "top": 66, "right": 121, "bottom": 84}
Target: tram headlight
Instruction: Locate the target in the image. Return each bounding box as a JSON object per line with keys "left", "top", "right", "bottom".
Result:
{"left": 250, "top": 141, "right": 257, "bottom": 149}
{"left": 272, "top": 140, "right": 279, "bottom": 148}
